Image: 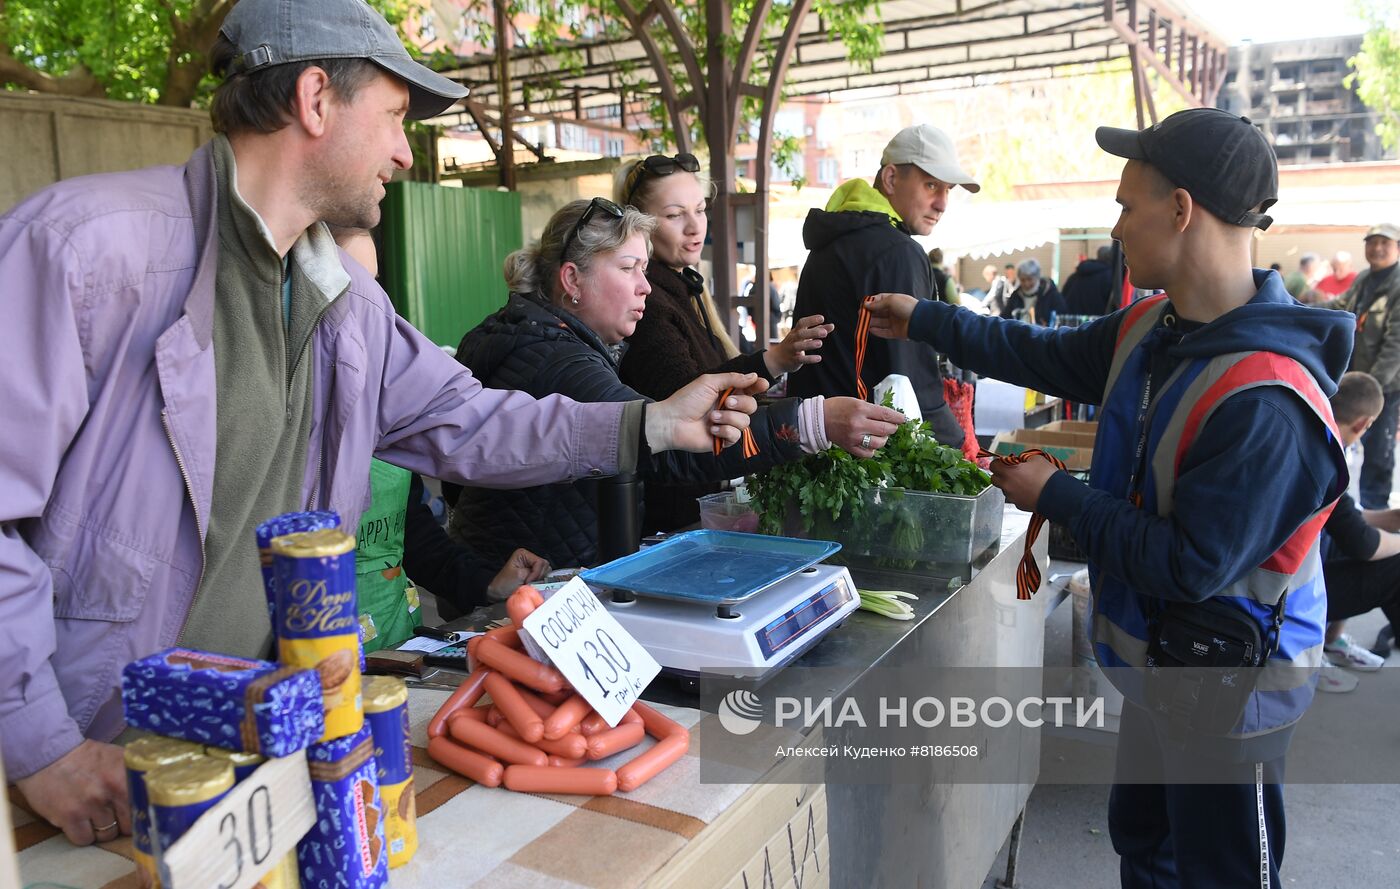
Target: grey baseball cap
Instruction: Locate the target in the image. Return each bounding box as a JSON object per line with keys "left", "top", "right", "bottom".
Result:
{"left": 881, "top": 124, "right": 980, "bottom": 193}
{"left": 220, "top": 0, "right": 467, "bottom": 120}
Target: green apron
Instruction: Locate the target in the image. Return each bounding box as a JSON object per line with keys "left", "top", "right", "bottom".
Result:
{"left": 355, "top": 460, "right": 421, "bottom": 652}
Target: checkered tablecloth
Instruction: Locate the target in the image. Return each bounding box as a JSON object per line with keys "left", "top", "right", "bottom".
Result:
{"left": 12, "top": 690, "right": 780, "bottom": 889}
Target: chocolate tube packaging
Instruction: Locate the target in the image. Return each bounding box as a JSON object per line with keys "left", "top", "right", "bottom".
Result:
{"left": 274, "top": 528, "right": 363, "bottom": 741}
{"left": 148, "top": 756, "right": 235, "bottom": 883}
{"left": 124, "top": 736, "right": 204, "bottom": 888}
{"left": 298, "top": 726, "right": 389, "bottom": 889}
{"left": 364, "top": 676, "right": 417, "bottom": 868}
{"left": 256, "top": 511, "right": 340, "bottom": 622}
{"left": 122, "top": 648, "right": 324, "bottom": 756}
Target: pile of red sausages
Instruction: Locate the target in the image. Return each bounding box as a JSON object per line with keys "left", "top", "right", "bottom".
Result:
{"left": 426, "top": 586, "right": 689, "bottom": 796}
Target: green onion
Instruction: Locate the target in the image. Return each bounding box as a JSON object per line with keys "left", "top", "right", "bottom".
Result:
{"left": 857, "top": 588, "right": 918, "bottom": 620}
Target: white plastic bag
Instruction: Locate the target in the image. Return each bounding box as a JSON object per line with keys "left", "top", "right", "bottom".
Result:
{"left": 873, "top": 374, "right": 922, "bottom": 422}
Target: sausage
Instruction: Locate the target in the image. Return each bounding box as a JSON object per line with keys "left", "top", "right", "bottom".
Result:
{"left": 505, "top": 586, "right": 544, "bottom": 628}
{"left": 580, "top": 704, "right": 640, "bottom": 736}
{"left": 503, "top": 765, "right": 617, "bottom": 796}
{"left": 578, "top": 712, "right": 608, "bottom": 736}
{"left": 542, "top": 695, "right": 591, "bottom": 740}
{"left": 548, "top": 755, "right": 587, "bottom": 768}
{"left": 514, "top": 686, "right": 558, "bottom": 720}
{"left": 505, "top": 597, "right": 534, "bottom": 629}
{"left": 448, "top": 713, "right": 548, "bottom": 767}
{"left": 585, "top": 722, "right": 646, "bottom": 761}
{"left": 467, "top": 626, "right": 522, "bottom": 670}
{"left": 485, "top": 705, "right": 504, "bottom": 727}
{"left": 474, "top": 638, "right": 566, "bottom": 694}
{"left": 427, "top": 736, "right": 504, "bottom": 788}
{"left": 540, "top": 688, "right": 573, "bottom": 706}
{"left": 483, "top": 625, "right": 523, "bottom": 649}
{"left": 427, "top": 666, "right": 492, "bottom": 739}
{"left": 615, "top": 733, "right": 689, "bottom": 792}
{"left": 485, "top": 672, "right": 545, "bottom": 743}
{"left": 630, "top": 701, "right": 686, "bottom": 738}
{"left": 496, "top": 721, "right": 587, "bottom": 759}
{"left": 542, "top": 732, "right": 588, "bottom": 759}
{"left": 457, "top": 705, "right": 489, "bottom": 723}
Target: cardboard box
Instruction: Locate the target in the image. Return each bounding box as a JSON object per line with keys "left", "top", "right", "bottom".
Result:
{"left": 990, "top": 427, "right": 1095, "bottom": 471}
{"left": 649, "top": 727, "right": 827, "bottom": 889}
{"left": 1042, "top": 420, "right": 1098, "bottom": 435}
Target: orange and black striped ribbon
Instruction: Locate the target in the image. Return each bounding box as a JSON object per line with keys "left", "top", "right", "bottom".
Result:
{"left": 853, "top": 305, "right": 872, "bottom": 401}
{"left": 978, "top": 447, "right": 1068, "bottom": 600}
{"left": 714, "top": 387, "right": 760, "bottom": 459}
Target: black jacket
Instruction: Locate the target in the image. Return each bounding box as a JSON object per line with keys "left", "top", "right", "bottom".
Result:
{"left": 448, "top": 292, "right": 805, "bottom": 569}
{"left": 786, "top": 209, "right": 948, "bottom": 418}
{"left": 1000, "top": 278, "right": 1067, "bottom": 325}
{"left": 1061, "top": 259, "right": 1116, "bottom": 316}
{"left": 403, "top": 474, "right": 500, "bottom": 621}
{"left": 618, "top": 262, "right": 770, "bottom": 533}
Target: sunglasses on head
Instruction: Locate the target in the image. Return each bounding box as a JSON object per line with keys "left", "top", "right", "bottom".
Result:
{"left": 624, "top": 153, "right": 702, "bottom": 206}
{"left": 559, "top": 197, "right": 626, "bottom": 264}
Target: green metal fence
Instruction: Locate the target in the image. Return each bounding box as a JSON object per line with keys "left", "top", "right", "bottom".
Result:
{"left": 380, "top": 182, "right": 523, "bottom": 348}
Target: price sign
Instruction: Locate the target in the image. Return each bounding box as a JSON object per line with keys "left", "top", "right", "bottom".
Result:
{"left": 161, "top": 751, "right": 315, "bottom": 889}
{"left": 523, "top": 576, "right": 661, "bottom": 726}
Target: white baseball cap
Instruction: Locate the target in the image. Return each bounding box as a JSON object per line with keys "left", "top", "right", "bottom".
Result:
{"left": 881, "top": 124, "right": 980, "bottom": 193}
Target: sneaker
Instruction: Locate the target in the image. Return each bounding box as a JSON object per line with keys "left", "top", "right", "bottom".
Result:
{"left": 1325, "top": 634, "right": 1386, "bottom": 672}
{"left": 1316, "top": 660, "right": 1360, "bottom": 693}
{"left": 1373, "top": 625, "right": 1395, "bottom": 660}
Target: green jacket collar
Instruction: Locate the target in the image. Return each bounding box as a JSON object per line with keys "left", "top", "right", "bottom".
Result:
{"left": 824, "top": 178, "right": 903, "bottom": 225}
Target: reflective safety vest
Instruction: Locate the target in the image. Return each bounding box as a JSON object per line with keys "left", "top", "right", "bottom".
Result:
{"left": 1087, "top": 295, "right": 1347, "bottom": 738}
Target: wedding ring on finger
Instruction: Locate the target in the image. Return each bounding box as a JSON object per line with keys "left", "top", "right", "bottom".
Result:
{"left": 861, "top": 433, "right": 873, "bottom": 450}
{"left": 93, "top": 819, "right": 119, "bottom": 838}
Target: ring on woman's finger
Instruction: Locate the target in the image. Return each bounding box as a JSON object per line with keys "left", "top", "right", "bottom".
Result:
{"left": 93, "top": 819, "right": 120, "bottom": 839}
{"left": 860, "top": 433, "right": 872, "bottom": 450}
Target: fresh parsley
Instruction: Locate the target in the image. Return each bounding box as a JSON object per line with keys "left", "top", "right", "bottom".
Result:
{"left": 747, "top": 398, "right": 991, "bottom": 541}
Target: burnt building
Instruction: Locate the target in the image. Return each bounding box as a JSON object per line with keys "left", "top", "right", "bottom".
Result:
{"left": 1219, "top": 36, "right": 1390, "bottom": 165}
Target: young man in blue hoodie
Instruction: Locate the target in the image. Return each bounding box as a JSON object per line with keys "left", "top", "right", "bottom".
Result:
{"left": 865, "top": 109, "right": 1353, "bottom": 889}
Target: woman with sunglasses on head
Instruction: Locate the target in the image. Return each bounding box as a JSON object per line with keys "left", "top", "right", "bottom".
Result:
{"left": 615, "top": 153, "right": 837, "bottom": 532}
{"left": 447, "top": 198, "right": 904, "bottom": 571}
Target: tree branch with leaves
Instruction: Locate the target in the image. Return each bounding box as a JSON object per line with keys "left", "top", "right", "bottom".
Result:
{"left": 0, "top": 0, "right": 413, "bottom": 106}
{"left": 1346, "top": 0, "right": 1400, "bottom": 153}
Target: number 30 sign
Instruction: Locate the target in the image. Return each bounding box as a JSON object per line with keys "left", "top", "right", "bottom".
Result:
{"left": 160, "top": 752, "right": 315, "bottom": 889}
{"left": 523, "top": 577, "right": 661, "bottom": 727}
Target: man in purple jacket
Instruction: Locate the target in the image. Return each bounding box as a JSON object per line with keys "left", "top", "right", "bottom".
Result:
{"left": 0, "top": 0, "right": 760, "bottom": 845}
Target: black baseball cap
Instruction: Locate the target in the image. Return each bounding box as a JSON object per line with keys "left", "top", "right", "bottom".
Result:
{"left": 1095, "top": 108, "right": 1278, "bottom": 230}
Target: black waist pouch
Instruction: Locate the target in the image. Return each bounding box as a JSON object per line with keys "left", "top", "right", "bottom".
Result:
{"left": 1144, "top": 597, "right": 1273, "bottom": 740}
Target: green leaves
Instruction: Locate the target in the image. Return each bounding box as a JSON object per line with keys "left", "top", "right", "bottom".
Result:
{"left": 1348, "top": 0, "right": 1400, "bottom": 153}
{"left": 0, "top": 0, "right": 416, "bottom": 106}
{"left": 747, "top": 398, "right": 990, "bottom": 539}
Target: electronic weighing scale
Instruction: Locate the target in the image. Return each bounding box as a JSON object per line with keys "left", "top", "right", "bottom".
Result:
{"left": 580, "top": 530, "right": 859, "bottom": 682}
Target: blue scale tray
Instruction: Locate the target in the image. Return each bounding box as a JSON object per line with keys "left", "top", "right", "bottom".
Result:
{"left": 580, "top": 530, "right": 840, "bottom": 606}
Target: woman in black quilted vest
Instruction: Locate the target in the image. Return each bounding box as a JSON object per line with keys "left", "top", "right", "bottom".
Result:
{"left": 446, "top": 199, "right": 904, "bottom": 570}
{"left": 614, "top": 155, "right": 834, "bottom": 531}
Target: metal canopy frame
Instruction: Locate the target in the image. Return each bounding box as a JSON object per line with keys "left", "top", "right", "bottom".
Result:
{"left": 433, "top": 0, "right": 1224, "bottom": 344}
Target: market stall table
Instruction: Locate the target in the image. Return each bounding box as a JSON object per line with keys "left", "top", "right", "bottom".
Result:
{"left": 11, "top": 511, "right": 1047, "bottom": 889}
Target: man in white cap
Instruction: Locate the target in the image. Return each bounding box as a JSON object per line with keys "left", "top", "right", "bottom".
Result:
{"left": 0, "top": 0, "right": 760, "bottom": 845}
{"left": 787, "top": 124, "right": 979, "bottom": 444}
{"left": 1325, "top": 223, "right": 1400, "bottom": 510}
